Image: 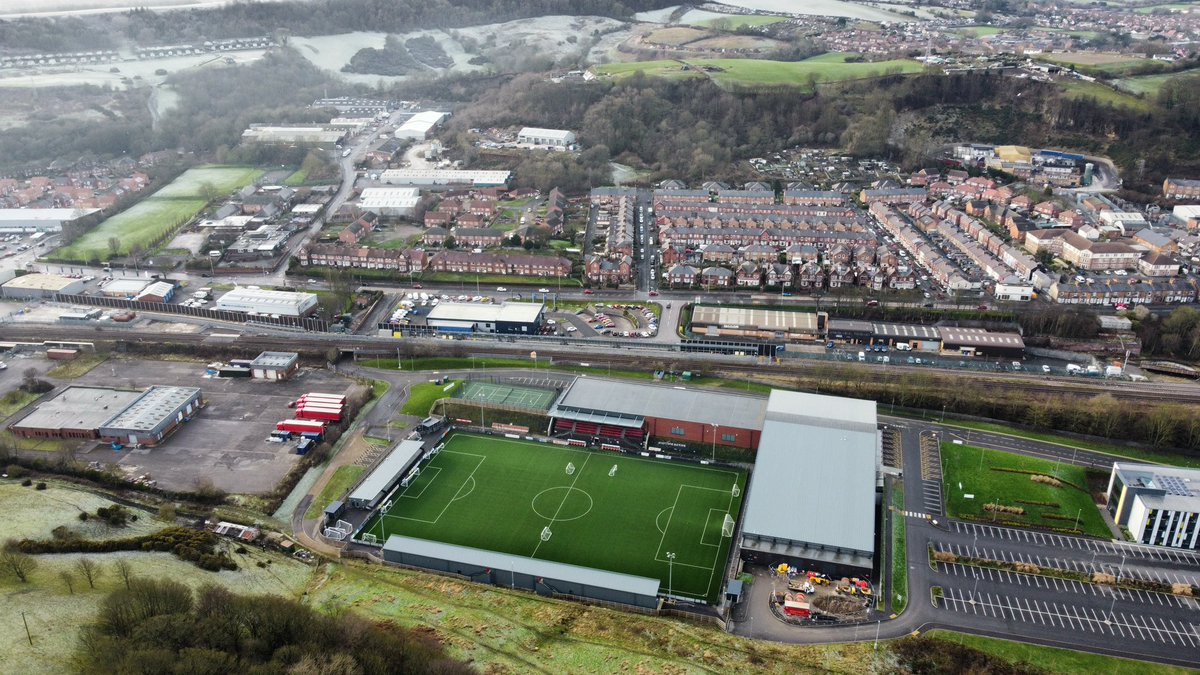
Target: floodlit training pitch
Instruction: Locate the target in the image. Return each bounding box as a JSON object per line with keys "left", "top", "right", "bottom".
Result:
{"left": 359, "top": 433, "right": 746, "bottom": 603}
{"left": 459, "top": 381, "right": 557, "bottom": 410}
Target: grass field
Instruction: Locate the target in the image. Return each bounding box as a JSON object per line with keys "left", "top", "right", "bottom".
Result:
{"left": 952, "top": 26, "right": 1003, "bottom": 37}
{"left": 1058, "top": 79, "right": 1152, "bottom": 111}
{"left": 594, "top": 53, "right": 924, "bottom": 89}
{"left": 0, "top": 389, "right": 40, "bottom": 420}
{"left": 644, "top": 26, "right": 710, "bottom": 47}
{"left": 929, "top": 630, "right": 1195, "bottom": 675}
{"left": 941, "top": 443, "right": 1110, "bottom": 538}
{"left": 46, "top": 352, "right": 108, "bottom": 379}
{"left": 305, "top": 465, "right": 366, "bottom": 519}
{"left": 459, "top": 380, "right": 557, "bottom": 410}
{"left": 401, "top": 380, "right": 462, "bottom": 416}
{"left": 891, "top": 482, "right": 907, "bottom": 614}
{"left": 49, "top": 165, "right": 262, "bottom": 261}
{"left": 150, "top": 165, "right": 263, "bottom": 199}
{"left": 358, "top": 433, "right": 745, "bottom": 603}
{"left": 1117, "top": 70, "right": 1200, "bottom": 96}
{"left": 694, "top": 14, "right": 788, "bottom": 28}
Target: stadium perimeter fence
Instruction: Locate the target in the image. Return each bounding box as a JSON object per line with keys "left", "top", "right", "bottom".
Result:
{"left": 447, "top": 381, "right": 563, "bottom": 413}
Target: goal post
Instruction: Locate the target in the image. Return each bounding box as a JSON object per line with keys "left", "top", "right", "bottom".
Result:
{"left": 608, "top": 464, "right": 618, "bottom": 477}
{"left": 540, "top": 526, "right": 553, "bottom": 541}
{"left": 565, "top": 462, "right": 575, "bottom": 475}
{"left": 731, "top": 483, "right": 741, "bottom": 498}
{"left": 722, "top": 513, "right": 735, "bottom": 538}
{"left": 362, "top": 533, "right": 378, "bottom": 545}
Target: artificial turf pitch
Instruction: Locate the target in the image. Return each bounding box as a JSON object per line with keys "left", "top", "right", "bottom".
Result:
{"left": 359, "top": 433, "right": 746, "bottom": 603}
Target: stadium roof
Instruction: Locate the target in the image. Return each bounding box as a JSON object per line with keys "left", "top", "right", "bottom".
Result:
{"left": 740, "top": 391, "right": 877, "bottom": 562}
{"left": 550, "top": 377, "right": 767, "bottom": 430}
{"left": 382, "top": 534, "right": 660, "bottom": 598}
{"left": 348, "top": 440, "right": 425, "bottom": 507}
{"left": 426, "top": 301, "right": 544, "bottom": 325}
{"left": 690, "top": 305, "right": 820, "bottom": 333}
{"left": 99, "top": 386, "right": 201, "bottom": 433}
{"left": 12, "top": 386, "right": 140, "bottom": 433}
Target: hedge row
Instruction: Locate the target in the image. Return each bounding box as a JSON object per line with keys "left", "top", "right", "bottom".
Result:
{"left": 17, "top": 526, "right": 236, "bottom": 572}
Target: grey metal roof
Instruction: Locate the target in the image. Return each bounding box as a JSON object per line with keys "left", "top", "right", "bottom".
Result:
{"left": 250, "top": 351, "right": 298, "bottom": 368}
{"left": 13, "top": 386, "right": 140, "bottom": 432}
{"left": 691, "top": 305, "right": 820, "bottom": 333}
{"left": 740, "top": 391, "right": 877, "bottom": 556}
{"left": 872, "top": 322, "right": 941, "bottom": 340}
{"left": 938, "top": 326, "right": 1025, "bottom": 349}
{"left": 382, "top": 534, "right": 660, "bottom": 597}
{"left": 349, "top": 440, "right": 425, "bottom": 506}
{"left": 99, "top": 386, "right": 201, "bottom": 433}
{"left": 551, "top": 377, "right": 767, "bottom": 430}
{"left": 1113, "top": 462, "right": 1200, "bottom": 513}
{"left": 426, "top": 301, "right": 543, "bottom": 325}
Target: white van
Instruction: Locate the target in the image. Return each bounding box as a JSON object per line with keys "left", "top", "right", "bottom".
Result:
{"left": 857, "top": 351, "right": 866, "bottom": 362}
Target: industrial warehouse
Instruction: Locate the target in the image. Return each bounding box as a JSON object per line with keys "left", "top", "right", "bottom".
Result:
{"left": 423, "top": 301, "right": 545, "bottom": 334}
{"left": 343, "top": 377, "right": 881, "bottom": 610}
{"left": 688, "top": 304, "right": 1024, "bottom": 356}
{"left": 215, "top": 287, "right": 318, "bottom": 317}
{"left": 10, "top": 385, "right": 204, "bottom": 447}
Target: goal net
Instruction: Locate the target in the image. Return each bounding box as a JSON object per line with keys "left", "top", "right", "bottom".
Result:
{"left": 565, "top": 462, "right": 575, "bottom": 475}
{"left": 361, "top": 533, "right": 378, "bottom": 545}
{"left": 608, "top": 464, "right": 618, "bottom": 477}
{"left": 722, "top": 514, "right": 735, "bottom": 538}
{"left": 731, "top": 483, "right": 741, "bottom": 498}
{"left": 540, "top": 526, "right": 553, "bottom": 541}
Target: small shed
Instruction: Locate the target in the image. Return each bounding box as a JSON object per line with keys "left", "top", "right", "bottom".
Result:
{"left": 324, "top": 500, "right": 346, "bottom": 525}
{"left": 250, "top": 351, "right": 299, "bottom": 380}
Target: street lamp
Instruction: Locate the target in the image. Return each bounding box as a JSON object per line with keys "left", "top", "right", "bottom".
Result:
{"left": 666, "top": 551, "right": 676, "bottom": 600}
{"left": 710, "top": 423, "right": 719, "bottom": 461}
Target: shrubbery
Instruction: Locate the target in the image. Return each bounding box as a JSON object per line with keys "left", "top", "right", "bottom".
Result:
{"left": 17, "top": 526, "right": 236, "bottom": 572}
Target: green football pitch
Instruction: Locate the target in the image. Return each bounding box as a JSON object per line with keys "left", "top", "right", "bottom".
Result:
{"left": 358, "top": 433, "right": 746, "bottom": 603}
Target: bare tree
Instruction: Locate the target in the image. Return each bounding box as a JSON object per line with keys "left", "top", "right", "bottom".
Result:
{"left": 114, "top": 559, "right": 135, "bottom": 590}
{"left": 76, "top": 557, "right": 101, "bottom": 589}
{"left": 0, "top": 544, "right": 37, "bottom": 583}
{"left": 59, "top": 570, "right": 75, "bottom": 594}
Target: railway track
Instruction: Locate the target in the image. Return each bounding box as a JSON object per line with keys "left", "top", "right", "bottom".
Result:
{"left": 4, "top": 324, "right": 1200, "bottom": 405}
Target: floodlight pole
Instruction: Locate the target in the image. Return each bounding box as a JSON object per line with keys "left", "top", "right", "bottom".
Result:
{"left": 666, "top": 551, "right": 676, "bottom": 600}
{"left": 710, "top": 423, "right": 719, "bottom": 461}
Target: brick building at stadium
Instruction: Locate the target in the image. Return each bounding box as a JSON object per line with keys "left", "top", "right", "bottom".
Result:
{"left": 547, "top": 378, "right": 766, "bottom": 451}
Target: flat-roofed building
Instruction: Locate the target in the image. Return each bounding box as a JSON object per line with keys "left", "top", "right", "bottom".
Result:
{"left": 688, "top": 305, "right": 826, "bottom": 342}
{"left": 739, "top": 391, "right": 878, "bottom": 577}
{"left": 10, "top": 387, "right": 142, "bottom": 440}
{"left": 358, "top": 187, "right": 421, "bottom": 217}
{"left": 871, "top": 322, "right": 942, "bottom": 351}
{"left": 394, "top": 111, "right": 449, "bottom": 140}
{"left": 0, "top": 208, "right": 99, "bottom": 233}
{"left": 98, "top": 386, "right": 204, "bottom": 447}
{"left": 250, "top": 351, "right": 299, "bottom": 380}
{"left": 517, "top": 127, "right": 576, "bottom": 147}
{"left": 241, "top": 125, "right": 347, "bottom": 147}
{"left": 215, "top": 287, "right": 318, "bottom": 317}
{"left": 938, "top": 326, "right": 1025, "bottom": 357}
{"left": 1, "top": 273, "right": 84, "bottom": 299}
{"left": 379, "top": 168, "right": 511, "bottom": 189}
{"left": 1107, "top": 463, "right": 1200, "bottom": 550}
{"left": 424, "top": 301, "right": 544, "bottom": 334}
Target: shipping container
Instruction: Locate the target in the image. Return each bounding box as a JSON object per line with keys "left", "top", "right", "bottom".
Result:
{"left": 295, "top": 407, "right": 342, "bottom": 422}
{"left": 296, "top": 400, "right": 345, "bottom": 412}
{"left": 300, "top": 391, "right": 348, "bottom": 401}
{"left": 276, "top": 419, "right": 327, "bottom": 434}
{"left": 296, "top": 403, "right": 344, "bottom": 415}
{"left": 295, "top": 438, "right": 315, "bottom": 455}
{"left": 217, "top": 367, "right": 251, "bottom": 378}
{"left": 300, "top": 431, "right": 323, "bottom": 441}
{"left": 47, "top": 348, "right": 79, "bottom": 360}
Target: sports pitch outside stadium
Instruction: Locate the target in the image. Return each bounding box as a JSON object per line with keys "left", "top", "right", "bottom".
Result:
{"left": 457, "top": 380, "right": 557, "bottom": 410}
{"left": 358, "top": 433, "right": 746, "bottom": 603}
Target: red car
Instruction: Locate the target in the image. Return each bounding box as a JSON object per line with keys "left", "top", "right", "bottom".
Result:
{"left": 648, "top": 290, "right": 659, "bottom": 297}
{"left": 412, "top": 283, "right": 423, "bottom": 289}
{"left": 583, "top": 289, "right": 594, "bottom": 295}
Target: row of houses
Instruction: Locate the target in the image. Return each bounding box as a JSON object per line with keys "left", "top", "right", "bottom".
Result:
{"left": 302, "top": 246, "right": 570, "bottom": 278}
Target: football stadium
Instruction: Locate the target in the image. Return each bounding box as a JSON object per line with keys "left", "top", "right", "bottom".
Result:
{"left": 358, "top": 432, "right": 746, "bottom": 604}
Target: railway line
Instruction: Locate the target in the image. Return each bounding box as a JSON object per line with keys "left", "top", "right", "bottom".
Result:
{"left": 4, "top": 323, "right": 1200, "bottom": 406}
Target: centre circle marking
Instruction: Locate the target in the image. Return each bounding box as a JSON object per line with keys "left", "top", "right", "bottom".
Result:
{"left": 531, "top": 486, "right": 594, "bottom": 522}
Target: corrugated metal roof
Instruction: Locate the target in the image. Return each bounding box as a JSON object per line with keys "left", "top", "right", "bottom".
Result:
{"left": 382, "top": 534, "right": 660, "bottom": 597}
{"left": 349, "top": 440, "right": 425, "bottom": 505}
{"left": 426, "top": 301, "right": 544, "bottom": 325}
{"left": 691, "top": 305, "right": 819, "bottom": 333}
{"left": 740, "top": 391, "right": 877, "bottom": 556}
{"left": 938, "top": 326, "right": 1025, "bottom": 348}
{"left": 99, "top": 386, "right": 201, "bottom": 433}
{"left": 551, "top": 377, "right": 767, "bottom": 430}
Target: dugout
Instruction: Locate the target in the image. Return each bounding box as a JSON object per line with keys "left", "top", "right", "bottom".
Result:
{"left": 382, "top": 535, "right": 661, "bottom": 609}
{"left": 348, "top": 440, "right": 425, "bottom": 510}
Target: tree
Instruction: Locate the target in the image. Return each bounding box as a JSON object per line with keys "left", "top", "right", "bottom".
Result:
{"left": 114, "top": 559, "right": 135, "bottom": 590}
{"left": 157, "top": 503, "right": 177, "bottom": 523}
{"left": 77, "top": 557, "right": 102, "bottom": 589}
{"left": 1, "top": 542, "right": 37, "bottom": 583}
{"left": 60, "top": 570, "right": 76, "bottom": 594}
{"left": 108, "top": 237, "right": 121, "bottom": 256}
